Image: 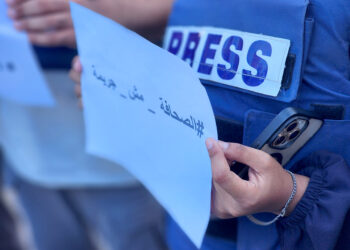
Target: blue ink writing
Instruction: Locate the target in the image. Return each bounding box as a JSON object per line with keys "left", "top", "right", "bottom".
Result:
{"left": 160, "top": 97, "right": 204, "bottom": 138}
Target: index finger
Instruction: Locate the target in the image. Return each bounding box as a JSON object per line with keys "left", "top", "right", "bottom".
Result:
{"left": 219, "top": 141, "right": 275, "bottom": 173}
{"left": 206, "top": 138, "right": 251, "bottom": 195}
{"left": 9, "top": 0, "right": 69, "bottom": 19}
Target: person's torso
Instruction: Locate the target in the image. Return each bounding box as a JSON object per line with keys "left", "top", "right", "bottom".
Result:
{"left": 165, "top": 0, "right": 350, "bottom": 121}
{"left": 165, "top": 0, "right": 350, "bottom": 249}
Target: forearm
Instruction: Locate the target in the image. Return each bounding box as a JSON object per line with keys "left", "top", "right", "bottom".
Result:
{"left": 283, "top": 174, "right": 309, "bottom": 216}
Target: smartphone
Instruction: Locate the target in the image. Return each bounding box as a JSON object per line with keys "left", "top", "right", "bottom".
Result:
{"left": 232, "top": 107, "right": 323, "bottom": 180}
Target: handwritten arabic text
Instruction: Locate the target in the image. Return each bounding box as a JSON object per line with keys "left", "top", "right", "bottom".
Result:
{"left": 91, "top": 65, "right": 205, "bottom": 138}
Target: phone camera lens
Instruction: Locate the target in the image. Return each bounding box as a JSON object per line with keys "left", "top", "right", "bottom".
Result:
{"left": 286, "top": 121, "right": 298, "bottom": 132}
{"left": 289, "top": 130, "right": 301, "bottom": 140}
{"left": 273, "top": 135, "right": 286, "bottom": 147}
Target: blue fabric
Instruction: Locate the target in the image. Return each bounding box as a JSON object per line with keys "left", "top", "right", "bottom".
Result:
{"left": 167, "top": 0, "right": 350, "bottom": 122}
{"left": 238, "top": 110, "right": 350, "bottom": 249}
{"left": 169, "top": 0, "right": 309, "bottom": 103}
{"left": 278, "top": 152, "right": 350, "bottom": 250}
{"left": 166, "top": 215, "right": 237, "bottom": 250}
{"left": 0, "top": 164, "right": 20, "bottom": 250}
{"left": 166, "top": 0, "right": 350, "bottom": 249}
{"left": 5, "top": 167, "right": 94, "bottom": 250}
{"left": 5, "top": 166, "right": 166, "bottom": 250}
{"left": 33, "top": 46, "right": 77, "bottom": 70}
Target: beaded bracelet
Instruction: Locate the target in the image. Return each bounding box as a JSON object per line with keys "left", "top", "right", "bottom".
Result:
{"left": 247, "top": 170, "right": 297, "bottom": 226}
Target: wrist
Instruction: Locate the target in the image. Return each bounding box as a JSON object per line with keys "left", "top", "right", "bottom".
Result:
{"left": 285, "top": 174, "right": 309, "bottom": 216}
{"left": 271, "top": 171, "right": 309, "bottom": 216}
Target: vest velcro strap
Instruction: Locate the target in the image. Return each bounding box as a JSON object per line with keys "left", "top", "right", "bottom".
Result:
{"left": 311, "top": 103, "right": 345, "bottom": 120}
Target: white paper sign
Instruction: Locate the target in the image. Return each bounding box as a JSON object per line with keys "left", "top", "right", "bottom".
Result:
{"left": 71, "top": 3, "right": 218, "bottom": 248}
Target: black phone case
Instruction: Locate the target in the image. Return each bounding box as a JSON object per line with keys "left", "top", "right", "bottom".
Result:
{"left": 231, "top": 107, "right": 323, "bottom": 180}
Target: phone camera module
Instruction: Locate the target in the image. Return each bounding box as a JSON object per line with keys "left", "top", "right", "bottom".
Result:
{"left": 270, "top": 118, "right": 309, "bottom": 149}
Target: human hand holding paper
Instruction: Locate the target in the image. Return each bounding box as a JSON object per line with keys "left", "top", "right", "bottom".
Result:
{"left": 71, "top": 2, "right": 217, "bottom": 248}
{"left": 206, "top": 138, "right": 308, "bottom": 219}
{"left": 69, "top": 56, "right": 83, "bottom": 107}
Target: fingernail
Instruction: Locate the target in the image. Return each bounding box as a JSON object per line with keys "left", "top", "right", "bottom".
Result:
{"left": 73, "top": 59, "right": 81, "bottom": 72}
{"left": 218, "top": 141, "right": 229, "bottom": 150}
{"left": 206, "top": 138, "right": 215, "bottom": 151}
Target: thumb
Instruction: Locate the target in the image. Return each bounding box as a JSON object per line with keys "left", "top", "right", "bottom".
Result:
{"left": 72, "top": 56, "right": 82, "bottom": 73}
{"left": 206, "top": 138, "right": 249, "bottom": 195}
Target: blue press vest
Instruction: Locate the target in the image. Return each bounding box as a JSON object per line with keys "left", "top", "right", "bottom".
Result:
{"left": 165, "top": 0, "right": 350, "bottom": 249}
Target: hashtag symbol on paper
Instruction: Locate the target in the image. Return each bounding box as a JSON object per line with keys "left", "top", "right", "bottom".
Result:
{"left": 196, "top": 120, "right": 204, "bottom": 138}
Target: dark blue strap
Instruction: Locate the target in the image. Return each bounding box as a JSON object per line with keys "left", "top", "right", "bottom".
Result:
{"left": 33, "top": 46, "right": 77, "bottom": 70}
